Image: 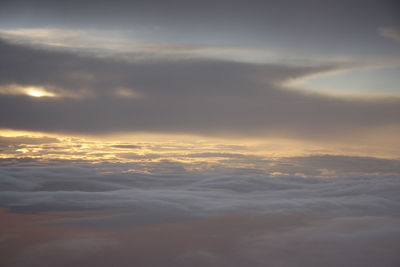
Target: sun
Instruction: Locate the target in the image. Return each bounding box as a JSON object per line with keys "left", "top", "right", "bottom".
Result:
{"left": 25, "top": 87, "right": 55, "bottom": 98}
{"left": 27, "top": 89, "right": 44, "bottom": 97}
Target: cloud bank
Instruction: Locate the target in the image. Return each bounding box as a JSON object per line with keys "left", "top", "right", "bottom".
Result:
{"left": 1, "top": 156, "right": 400, "bottom": 266}
{"left": 1, "top": 163, "right": 400, "bottom": 266}
{"left": 1, "top": 163, "right": 399, "bottom": 217}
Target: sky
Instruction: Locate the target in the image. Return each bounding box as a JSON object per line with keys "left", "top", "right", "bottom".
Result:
{"left": 0, "top": 1, "right": 400, "bottom": 266}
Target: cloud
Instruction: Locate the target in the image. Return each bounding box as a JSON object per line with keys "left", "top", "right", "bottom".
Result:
{"left": 379, "top": 27, "right": 400, "bottom": 42}
{"left": 0, "top": 37, "right": 335, "bottom": 96}
{"left": 0, "top": 38, "right": 399, "bottom": 141}
{"left": 0, "top": 1, "right": 398, "bottom": 56}
{"left": 0, "top": 28, "right": 278, "bottom": 62}
{"left": 1, "top": 160, "right": 399, "bottom": 217}
{"left": 274, "top": 155, "right": 400, "bottom": 176}
{"left": 0, "top": 136, "right": 59, "bottom": 147}
{"left": 111, "top": 144, "right": 141, "bottom": 149}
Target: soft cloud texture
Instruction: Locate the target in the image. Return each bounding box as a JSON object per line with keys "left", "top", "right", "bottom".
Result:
{"left": 1, "top": 162, "right": 399, "bottom": 217}
{"left": 1, "top": 159, "right": 399, "bottom": 267}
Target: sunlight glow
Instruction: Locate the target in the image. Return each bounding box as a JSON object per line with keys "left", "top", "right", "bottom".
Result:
{"left": 26, "top": 87, "right": 55, "bottom": 98}
{"left": 1, "top": 129, "right": 399, "bottom": 171}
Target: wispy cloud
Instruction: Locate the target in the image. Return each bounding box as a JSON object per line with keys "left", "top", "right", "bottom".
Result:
{"left": 379, "top": 27, "right": 400, "bottom": 42}
{"left": 0, "top": 28, "right": 278, "bottom": 63}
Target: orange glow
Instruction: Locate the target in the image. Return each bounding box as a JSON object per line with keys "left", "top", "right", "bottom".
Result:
{"left": 1, "top": 129, "right": 399, "bottom": 173}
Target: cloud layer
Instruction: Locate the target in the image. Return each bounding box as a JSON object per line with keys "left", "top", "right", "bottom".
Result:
{"left": 1, "top": 163, "right": 400, "bottom": 267}
{"left": 1, "top": 157, "right": 400, "bottom": 266}
{"left": 0, "top": 39, "right": 399, "bottom": 140}
{"left": 1, "top": 162, "right": 399, "bottom": 218}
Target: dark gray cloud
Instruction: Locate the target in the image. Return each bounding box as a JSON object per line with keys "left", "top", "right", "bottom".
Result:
{"left": 0, "top": 39, "right": 399, "bottom": 139}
